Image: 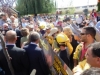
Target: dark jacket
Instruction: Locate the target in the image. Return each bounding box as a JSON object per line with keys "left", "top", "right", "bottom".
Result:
{"left": 59, "top": 49, "right": 70, "bottom": 68}
{"left": 70, "top": 35, "right": 78, "bottom": 69}
{"left": 0, "top": 67, "right": 4, "bottom": 75}
{"left": 15, "top": 29, "right": 22, "bottom": 48}
{"left": 0, "top": 45, "right": 29, "bottom": 75}
{"left": 24, "top": 43, "right": 51, "bottom": 75}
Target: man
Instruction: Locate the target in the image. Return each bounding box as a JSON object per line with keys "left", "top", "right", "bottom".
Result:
{"left": 76, "top": 14, "right": 83, "bottom": 27}
{"left": 81, "top": 42, "right": 100, "bottom": 75}
{"left": 81, "top": 67, "right": 100, "bottom": 75}
{"left": 23, "top": 32, "right": 51, "bottom": 75}
{"left": 10, "top": 23, "right": 22, "bottom": 48}
{"left": 10, "top": 16, "right": 18, "bottom": 27}
{"left": 0, "top": 14, "right": 7, "bottom": 27}
{"left": 0, "top": 23, "right": 11, "bottom": 36}
{"left": 28, "top": 25, "right": 34, "bottom": 32}
{"left": 21, "top": 18, "right": 28, "bottom": 28}
{"left": 73, "top": 26, "right": 96, "bottom": 74}
{"left": 86, "top": 42, "right": 100, "bottom": 68}
{"left": 97, "top": 11, "right": 100, "bottom": 22}
{"left": 0, "top": 30, "right": 29, "bottom": 75}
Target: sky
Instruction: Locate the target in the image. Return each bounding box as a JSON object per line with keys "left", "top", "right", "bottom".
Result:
{"left": 55, "top": 0, "right": 98, "bottom": 8}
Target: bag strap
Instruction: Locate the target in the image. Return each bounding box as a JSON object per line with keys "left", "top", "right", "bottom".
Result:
{"left": 0, "top": 34, "right": 15, "bottom": 75}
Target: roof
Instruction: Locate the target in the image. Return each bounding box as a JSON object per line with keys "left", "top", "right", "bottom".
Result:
{"left": 56, "top": 0, "right": 98, "bottom": 8}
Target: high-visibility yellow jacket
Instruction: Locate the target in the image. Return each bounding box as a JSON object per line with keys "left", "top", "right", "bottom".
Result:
{"left": 45, "top": 36, "right": 54, "bottom": 45}
{"left": 73, "top": 42, "right": 83, "bottom": 61}
{"left": 73, "top": 59, "right": 90, "bottom": 74}
{"left": 61, "top": 33, "right": 73, "bottom": 55}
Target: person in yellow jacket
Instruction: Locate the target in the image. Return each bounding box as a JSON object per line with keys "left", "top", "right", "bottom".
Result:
{"left": 46, "top": 27, "right": 59, "bottom": 46}
{"left": 73, "top": 26, "right": 96, "bottom": 74}
{"left": 73, "top": 59, "right": 90, "bottom": 75}
{"left": 53, "top": 26, "right": 73, "bottom": 55}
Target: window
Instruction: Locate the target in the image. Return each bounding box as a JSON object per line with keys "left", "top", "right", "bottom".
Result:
{"left": 82, "top": 6, "right": 87, "bottom": 8}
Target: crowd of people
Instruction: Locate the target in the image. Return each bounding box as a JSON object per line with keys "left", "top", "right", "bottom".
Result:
{"left": 0, "top": 8, "right": 100, "bottom": 75}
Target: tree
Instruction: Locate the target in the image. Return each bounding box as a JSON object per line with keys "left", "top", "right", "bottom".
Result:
{"left": 97, "top": 0, "right": 100, "bottom": 11}
{"left": 66, "top": 7, "right": 75, "bottom": 15}
{"left": 0, "top": 0, "right": 16, "bottom": 16}
{"left": 83, "top": 9, "right": 89, "bottom": 17}
{"left": 16, "top": 0, "right": 56, "bottom": 15}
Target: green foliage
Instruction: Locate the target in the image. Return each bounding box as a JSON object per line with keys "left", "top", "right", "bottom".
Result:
{"left": 16, "top": 0, "right": 56, "bottom": 15}
{"left": 97, "top": 2, "right": 100, "bottom": 12}
{"left": 83, "top": 9, "right": 89, "bottom": 17}
{"left": 66, "top": 7, "right": 75, "bottom": 15}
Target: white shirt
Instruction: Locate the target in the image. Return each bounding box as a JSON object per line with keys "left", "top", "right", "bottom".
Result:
{"left": 6, "top": 43, "right": 15, "bottom": 46}
{"left": 76, "top": 17, "right": 83, "bottom": 24}
{"left": 31, "top": 42, "right": 39, "bottom": 46}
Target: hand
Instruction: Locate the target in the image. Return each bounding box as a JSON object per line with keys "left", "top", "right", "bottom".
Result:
{"left": 46, "top": 54, "right": 52, "bottom": 67}
{"left": 54, "top": 49, "right": 59, "bottom": 53}
{"left": 73, "top": 65, "right": 83, "bottom": 74}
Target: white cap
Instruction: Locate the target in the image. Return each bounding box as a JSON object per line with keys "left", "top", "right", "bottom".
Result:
{"left": 29, "top": 25, "right": 34, "bottom": 28}
{"left": 45, "top": 25, "right": 51, "bottom": 30}
{"left": 48, "top": 27, "right": 58, "bottom": 36}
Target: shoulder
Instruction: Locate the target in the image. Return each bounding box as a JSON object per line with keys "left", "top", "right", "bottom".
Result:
{"left": 23, "top": 44, "right": 29, "bottom": 49}
{"left": 24, "top": 44, "right": 43, "bottom": 54}
{"left": 76, "top": 42, "right": 83, "bottom": 50}
{"left": 13, "top": 46, "right": 26, "bottom": 53}
{"left": 35, "top": 46, "right": 42, "bottom": 51}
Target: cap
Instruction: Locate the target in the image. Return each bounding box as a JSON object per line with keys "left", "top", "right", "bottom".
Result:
{"left": 28, "top": 25, "right": 34, "bottom": 28}
{"left": 48, "top": 27, "right": 58, "bottom": 36}
{"left": 45, "top": 25, "right": 51, "bottom": 30}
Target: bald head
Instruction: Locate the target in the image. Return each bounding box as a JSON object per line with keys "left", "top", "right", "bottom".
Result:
{"left": 5, "top": 30, "right": 17, "bottom": 42}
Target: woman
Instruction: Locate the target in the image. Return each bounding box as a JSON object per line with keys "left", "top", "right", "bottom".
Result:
{"left": 20, "top": 28, "right": 29, "bottom": 47}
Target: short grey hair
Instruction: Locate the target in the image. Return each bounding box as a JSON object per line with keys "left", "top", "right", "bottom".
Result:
{"left": 81, "top": 67, "right": 100, "bottom": 75}
{"left": 29, "top": 31, "right": 40, "bottom": 42}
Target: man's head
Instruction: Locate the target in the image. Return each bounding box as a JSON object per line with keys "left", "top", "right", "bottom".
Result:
{"left": 29, "top": 32, "right": 40, "bottom": 43}
{"left": 21, "top": 18, "right": 26, "bottom": 23}
{"left": 5, "top": 30, "right": 17, "bottom": 43}
{"left": 3, "top": 23, "right": 9, "bottom": 30}
{"left": 45, "top": 25, "right": 51, "bottom": 33}
{"left": 80, "top": 26, "right": 96, "bottom": 43}
{"left": 1, "top": 14, "right": 7, "bottom": 20}
{"left": 28, "top": 25, "right": 34, "bottom": 32}
{"left": 11, "top": 23, "right": 17, "bottom": 29}
{"left": 10, "top": 16, "right": 15, "bottom": 21}
{"left": 86, "top": 42, "right": 100, "bottom": 68}
{"left": 81, "top": 67, "right": 100, "bottom": 75}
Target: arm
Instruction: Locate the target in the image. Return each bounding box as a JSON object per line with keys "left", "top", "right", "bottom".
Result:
{"left": 66, "top": 42, "right": 73, "bottom": 55}
{"left": 73, "top": 44, "right": 82, "bottom": 67}
{"left": 73, "top": 59, "right": 78, "bottom": 67}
